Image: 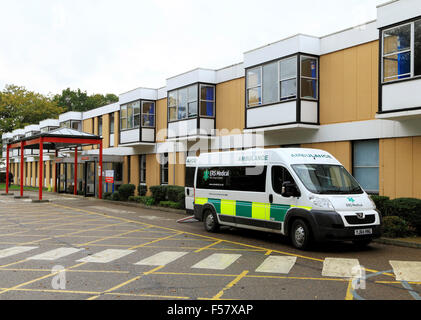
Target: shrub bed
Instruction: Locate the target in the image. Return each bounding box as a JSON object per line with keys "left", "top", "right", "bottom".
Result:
{"left": 159, "top": 201, "right": 182, "bottom": 210}
{"left": 118, "top": 184, "right": 136, "bottom": 201}
{"left": 382, "top": 216, "right": 416, "bottom": 238}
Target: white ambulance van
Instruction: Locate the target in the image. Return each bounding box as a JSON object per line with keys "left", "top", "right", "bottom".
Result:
{"left": 192, "top": 148, "right": 382, "bottom": 250}
{"left": 185, "top": 157, "right": 198, "bottom": 215}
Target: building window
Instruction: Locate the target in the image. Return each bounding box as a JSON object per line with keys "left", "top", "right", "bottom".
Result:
{"left": 382, "top": 19, "right": 421, "bottom": 83}
{"left": 139, "top": 155, "right": 146, "bottom": 184}
{"left": 71, "top": 121, "right": 81, "bottom": 131}
{"left": 168, "top": 84, "right": 214, "bottom": 122}
{"left": 120, "top": 101, "right": 141, "bottom": 130}
{"left": 200, "top": 85, "right": 215, "bottom": 117}
{"left": 141, "top": 101, "right": 155, "bottom": 127}
{"left": 98, "top": 117, "right": 103, "bottom": 136}
{"left": 280, "top": 56, "right": 297, "bottom": 101}
{"left": 353, "top": 140, "right": 379, "bottom": 194}
{"left": 160, "top": 153, "right": 168, "bottom": 185}
{"left": 301, "top": 56, "right": 318, "bottom": 99}
{"left": 247, "top": 54, "right": 316, "bottom": 108}
{"left": 127, "top": 156, "right": 131, "bottom": 184}
{"left": 110, "top": 113, "right": 114, "bottom": 134}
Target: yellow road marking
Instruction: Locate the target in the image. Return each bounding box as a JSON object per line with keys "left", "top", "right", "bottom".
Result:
{"left": 0, "top": 262, "right": 87, "bottom": 295}
{"left": 345, "top": 280, "right": 354, "bottom": 300}
{"left": 128, "top": 232, "right": 184, "bottom": 250}
{"left": 86, "top": 265, "right": 165, "bottom": 300}
{"left": 265, "top": 250, "right": 273, "bottom": 256}
{"left": 0, "top": 268, "right": 130, "bottom": 274}
{"left": 195, "top": 240, "right": 223, "bottom": 253}
{"left": 212, "top": 271, "right": 249, "bottom": 300}
{"left": 0, "top": 259, "right": 29, "bottom": 269}
{"left": 76, "top": 226, "right": 151, "bottom": 247}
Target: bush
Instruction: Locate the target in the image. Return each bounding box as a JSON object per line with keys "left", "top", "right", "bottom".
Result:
{"left": 128, "top": 196, "right": 136, "bottom": 202}
{"left": 370, "top": 195, "right": 391, "bottom": 216}
{"left": 118, "top": 184, "right": 136, "bottom": 201}
{"left": 138, "top": 185, "right": 147, "bottom": 197}
{"left": 159, "top": 201, "right": 182, "bottom": 210}
{"left": 149, "top": 186, "right": 168, "bottom": 203}
{"left": 135, "top": 196, "right": 155, "bottom": 206}
{"left": 103, "top": 192, "right": 113, "bottom": 200}
{"left": 382, "top": 216, "right": 416, "bottom": 238}
{"left": 111, "top": 192, "right": 121, "bottom": 201}
{"left": 387, "top": 198, "right": 421, "bottom": 235}
{"left": 167, "top": 186, "right": 186, "bottom": 210}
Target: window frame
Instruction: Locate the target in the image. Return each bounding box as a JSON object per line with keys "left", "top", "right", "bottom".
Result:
{"left": 352, "top": 139, "right": 380, "bottom": 195}
{"left": 381, "top": 20, "right": 421, "bottom": 84}
{"left": 167, "top": 83, "right": 215, "bottom": 122}
{"left": 139, "top": 154, "right": 146, "bottom": 184}
{"left": 120, "top": 100, "right": 155, "bottom": 131}
{"left": 160, "top": 153, "right": 169, "bottom": 185}
{"left": 300, "top": 55, "right": 318, "bottom": 100}
{"left": 141, "top": 101, "right": 156, "bottom": 128}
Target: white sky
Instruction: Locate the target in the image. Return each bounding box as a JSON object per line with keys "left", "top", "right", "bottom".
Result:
{"left": 0, "top": 0, "right": 386, "bottom": 97}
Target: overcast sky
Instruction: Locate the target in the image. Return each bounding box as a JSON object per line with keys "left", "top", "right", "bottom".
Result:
{"left": 0, "top": 0, "right": 386, "bottom": 97}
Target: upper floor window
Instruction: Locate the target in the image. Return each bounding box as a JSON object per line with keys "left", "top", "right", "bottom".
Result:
{"left": 382, "top": 20, "right": 421, "bottom": 83}
{"left": 141, "top": 101, "right": 155, "bottom": 128}
{"left": 246, "top": 54, "right": 318, "bottom": 108}
{"left": 168, "top": 84, "right": 215, "bottom": 122}
{"left": 120, "top": 100, "right": 155, "bottom": 131}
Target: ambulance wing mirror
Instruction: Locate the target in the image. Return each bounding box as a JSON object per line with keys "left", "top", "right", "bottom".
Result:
{"left": 282, "top": 181, "right": 301, "bottom": 198}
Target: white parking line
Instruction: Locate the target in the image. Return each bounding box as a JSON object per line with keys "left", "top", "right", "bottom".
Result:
{"left": 390, "top": 260, "right": 421, "bottom": 282}
{"left": 28, "top": 248, "right": 84, "bottom": 261}
{"left": 0, "top": 246, "right": 38, "bottom": 259}
{"left": 77, "top": 249, "right": 135, "bottom": 263}
{"left": 322, "top": 258, "right": 361, "bottom": 278}
{"left": 191, "top": 254, "right": 241, "bottom": 270}
{"left": 135, "top": 251, "right": 189, "bottom": 266}
{"left": 255, "top": 256, "right": 297, "bottom": 274}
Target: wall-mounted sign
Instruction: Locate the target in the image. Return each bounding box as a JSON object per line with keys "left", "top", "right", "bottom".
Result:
{"left": 105, "top": 170, "right": 114, "bottom": 183}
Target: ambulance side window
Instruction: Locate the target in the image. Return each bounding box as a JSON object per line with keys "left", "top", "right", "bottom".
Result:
{"left": 272, "top": 166, "right": 296, "bottom": 195}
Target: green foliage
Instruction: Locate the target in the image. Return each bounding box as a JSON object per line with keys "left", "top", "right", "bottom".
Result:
{"left": 111, "top": 192, "right": 121, "bottom": 201}
{"left": 117, "top": 184, "right": 136, "bottom": 201}
{"left": 132, "top": 196, "right": 155, "bottom": 206}
{"left": 149, "top": 186, "right": 168, "bottom": 203}
{"left": 166, "top": 186, "right": 186, "bottom": 210}
{"left": 103, "top": 192, "right": 112, "bottom": 200}
{"left": 387, "top": 198, "right": 421, "bottom": 235}
{"left": 53, "top": 88, "right": 118, "bottom": 112}
{"left": 0, "top": 84, "right": 65, "bottom": 136}
{"left": 370, "top": 195, "right": 391, "bottom": 216}
{"left": 382, "top": 216, "right": 416, "bottom": 238}
{"left": 128, "top": 196, "right": 136, "bottom": 202}
{"left": 138, "top": 184, "right": 147, "bottom": 197}
{"left": 159, "top": 201, "right": 182, "bottom": 210}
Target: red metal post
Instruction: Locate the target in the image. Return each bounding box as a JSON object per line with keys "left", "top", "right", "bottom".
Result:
{"left": 20, "top": 142, "right": 24, "bottom": 197}
{"left": 74, "top": 147, "right": 78, "bottom": 195}
{"left": 99, "top": 141, "right": 103, "bottom": 199}
{"left": 5, "top": 144, "right": 10, "bottom": 194}
{"left": 54, "top": 150, "right": 58, "bottom": 193}
{"left": 39, "top": 137, "right": 43, "bottom": 201}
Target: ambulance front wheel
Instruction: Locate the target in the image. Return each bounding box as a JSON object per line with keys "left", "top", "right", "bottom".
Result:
{"left": 204, "top": 210, "right": 220, "bottom": 233}
{"left": 291, "top": 219, "right": 312, "bottom": 250}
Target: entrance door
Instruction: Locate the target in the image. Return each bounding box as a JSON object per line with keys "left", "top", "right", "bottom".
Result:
{"left": 84, "top": 162, "right": 96, "bottom": 197}
{"left": 58, "top": 163, "right": 67, "bottom": 193}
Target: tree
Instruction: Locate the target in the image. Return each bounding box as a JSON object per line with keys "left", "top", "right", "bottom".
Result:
{"left": 53, "top": 89, "right": 118, "bottom": 112}
{"left": 0, "top": 84, "right": 64, "bottom": 136}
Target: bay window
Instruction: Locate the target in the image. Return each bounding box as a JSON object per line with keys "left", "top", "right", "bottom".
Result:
{"left": 168, "top": 84, "right": 215, "bottom": 122}
{"left": 141, "top": 101, "right": 155, "bottom": 128}
{"left": 120, "top": 100, "right": 154, "bottom": 131}
{"left": 246, "top": 54, "right": 317, "bottom": 108}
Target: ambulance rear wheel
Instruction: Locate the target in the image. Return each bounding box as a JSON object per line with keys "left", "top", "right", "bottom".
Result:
{"left": 204, "top": 210, "right": 219, "bottom": 233}
{"left": 291, "top": 219, "right": 311, "bottom": 250}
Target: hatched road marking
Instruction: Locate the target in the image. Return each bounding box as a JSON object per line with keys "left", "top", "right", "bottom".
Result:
{"left": 77, "top": 249, "right": 135, "bottom": 263}
{"left": 390, "top": 260, "right": 421, "bottom": 282}
{"left": 0, "top": 246, "right": 38, "bottom": 259}
{"left": 28, "top": 247, "right": 84, "bottom": 261}
{"left": 255, "top": 256, "right": 297, "bottom": 274}
{"left": 135, "top": 251, "right": 189, "bottom": 266}
{"left": 192, "top": 253, "right": 241, "bottom": 270}
{"left": 322, "top": 258, "right": 362, "bottom": 278}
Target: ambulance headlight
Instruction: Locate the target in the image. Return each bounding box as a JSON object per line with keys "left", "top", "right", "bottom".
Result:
{"left": 309, "top": 196, "right": 335, "bottom": 211}
{"left": 368, "top": 196, "right": 377, "bottom": 210}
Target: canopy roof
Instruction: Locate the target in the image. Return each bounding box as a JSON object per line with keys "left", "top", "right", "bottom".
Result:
{"left": 7, "top": 128, "right": 102, "bottom": 150}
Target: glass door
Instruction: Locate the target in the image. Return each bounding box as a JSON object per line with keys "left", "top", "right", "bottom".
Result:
{"left": 84, "top": 162, "right": 96, "bottom": 197}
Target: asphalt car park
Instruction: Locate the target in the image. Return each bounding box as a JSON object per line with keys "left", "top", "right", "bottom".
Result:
{"left": 0, "top": 192, "right": 420, "bottom": 300}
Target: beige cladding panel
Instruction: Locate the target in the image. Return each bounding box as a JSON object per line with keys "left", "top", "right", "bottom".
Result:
{"left": 168, "top": 152, "right": 186, "bottom": 187}
{"left": 123, "top": 156, "right": 129, "bottom": 185}
{"left": 156, "top": 98, "right": 167, "bottom": 142}
{"left": 83, "top": 119, "right": 94, "bottom": 150}
{"left": 380, "top": 137, "right": 421, "bottom": 199}
{"left": 130, "top": 155, "right": 140, "bottom": 193}
{"left": 103, "top": 114, "right": 110, "bottom": 149}
{"left": 216, "top": 78, "right": 245, "bottom": 134}
{"left": 146, "top": 154, "right": 160, "bottom": 195}
{"left": 320, "top": 41, "right": 379, "bottom": 125}
{"left": 301, "top": 141, "right": 352, "bottom": 172}
{"left": 93, "top": 117, "right": 99, "bottom": 150}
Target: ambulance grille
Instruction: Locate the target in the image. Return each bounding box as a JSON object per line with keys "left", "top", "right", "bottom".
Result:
{"left": 345, "top": 215, "right": 376, "bottom": 225}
